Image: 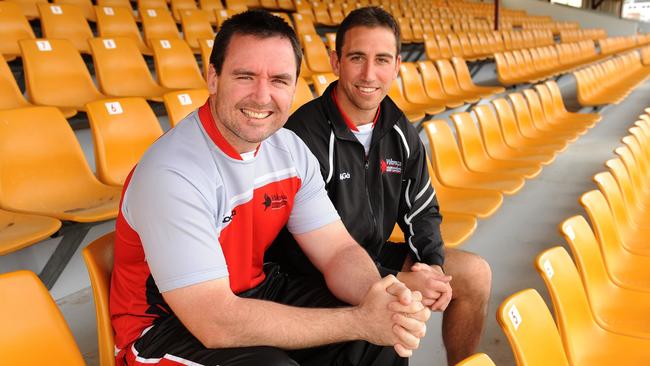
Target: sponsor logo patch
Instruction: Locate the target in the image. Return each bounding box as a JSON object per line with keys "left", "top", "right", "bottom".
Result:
{"left": 380, "top": 158, "right": 402, "bottom": 174}
{"left": 263, "top": 193, "right": 288, "bottom": 210}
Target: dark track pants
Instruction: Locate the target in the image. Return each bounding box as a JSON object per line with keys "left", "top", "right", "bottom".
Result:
{"left": 120, "top": 264, "right": 407, "bottom": 366}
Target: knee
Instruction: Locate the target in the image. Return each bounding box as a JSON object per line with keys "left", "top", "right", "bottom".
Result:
{"left": 447, "top": 252, "right": 492, "bottom": 301}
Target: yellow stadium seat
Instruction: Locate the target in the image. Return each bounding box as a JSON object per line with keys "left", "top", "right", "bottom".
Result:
{"left": 560, "top": 216, "right": 650, "bottom": 339}
{"left": 536, "top": 81, "right": 599, "bottom": 129}
{"left": 292, "top": 12, "right": 317, "bottom": 38}
{"left": 170, "top": 0, "right": 198, "bottom": 22}
{"left": 491, "top": 98, "right": 561, "bottom": 155}
{"left": 198, "top": 38, "right": 213, "bottom": 79}
{"left": 290, "top": 77, "right": 314, "bottom": 114}
{"left": 388, "top": 211, "right": 476, "bottom": 248}
{"left": 82, "top": 232, "right": 116, "bottom": 366}
{"left": 96, "top": 5, "right": 152, "bottom": 55}
{"left": 0, "top": 106, "right": 121, "bottom": 222}
{"left": 450, "top": 57, "right": 504, "bottom": 97}
{"left": 580, "top": 189, "right": 650, "bottom": 292}
{"left": 10, "top": 0, "right": 48, "bottom": 19}
{"left": 215, "top": 9, "right": 236, "bottom": 29}
{"left": 87, "top": 98, "right": 163, "bottom": 186}
{"left": 53, "top": 0, "right": 96, "bottom": 21}
{"left": 473, "top": 104, "right": 554, "bottom": 166}
{"left": 141, "top": 7, "right": 180, "bottom": 48}
{"left": 595, "top": 166, "right": 650, "bottom": 256}
{"left": 0, "top": 210, "right": 61, "bottom": 256}
{"left": 311, "top": 72, "right": 337, "bottom": 96}
{"left": 302, "top": 33, "right": 332, "bottom": 74}
{"left": 388, "top": 79, "right": 443, "bottom": 120}
{"left": 224, "top": 0, "right": 247, "bottom": 13}
{"left": 37, "top": 3, "right": 93, "bottom": 54}
{"left": 199, "top": 0, "right": 222, "bottom": 24}
{"left": 97, "top": 0, "right": 131, "bottom": 7}
{"left": 508, "top": 93, "right": 569, "bottom": 150}
{"left": 497, "top": 289, "right": 570, "bottom": 366}
{"left": 0, "top": 1, "right": 35, "bottom": 61}
{"left": 455, "top": 353, "right": 495, "bottom": 366}
{"left": 151, "top": 38, "right": 207, "bottom": 89}
{"left": 398, "top": 63, "right": 450, "bottom": 110}
{"left": 0, "top": 270, "right": 85, "bottom": 365}
{"left": 423, "top": 120, "right": 525, "bottom": 195}
{"left": 606, "top": 157, "right": 650, "bottom": 232}
{"left": 180, "top": 9, "right": 214, "bottom": 53}
{"left": 89, "top": 37, "right": 170, "bottom": 101}
{"left": 163, "top": 88, "right": 209, "bottom": 127}
{"left": 521, "top": 88, "right": 581, "bottom": 140}
{"left": 19, "top": 39, "right": 106, "bottom": 116}
{"left": 451, "top": 112, "right": 542, "bottom": 179}
{"left": 434, "top": 59, "right": 483, "bottom": 102}
{"left": 416, "top": 60, "right": 471, "bottom": 106}
{"left": 0, "top": 55, "right": 32, "bottom": 110}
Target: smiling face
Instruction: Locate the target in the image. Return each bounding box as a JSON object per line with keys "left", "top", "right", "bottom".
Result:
{"left": 331, "top": 25, "right": 400, "bottom": 125}
{"left": 207, "top": 33, "right": 297, "bottom": 153}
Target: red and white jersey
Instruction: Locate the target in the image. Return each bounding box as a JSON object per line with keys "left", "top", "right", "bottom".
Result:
{"left": 110, "top": 102, "right": 340, "bottom": 352}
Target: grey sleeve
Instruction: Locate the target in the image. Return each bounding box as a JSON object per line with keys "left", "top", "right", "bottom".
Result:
{"left": 123, "top": 165, "right": 229, "bottom": 292}
{"left": 287, "top": 137, "right": 340, "bottom": 234}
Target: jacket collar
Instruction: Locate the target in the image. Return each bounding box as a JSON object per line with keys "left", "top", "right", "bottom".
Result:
{"left": 322, "top": 81, "right": 405, "bottom": 144}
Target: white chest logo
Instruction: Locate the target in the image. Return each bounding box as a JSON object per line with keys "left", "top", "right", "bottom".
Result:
{"left": 339, "top": 172, "right": 351, "bottom": 180}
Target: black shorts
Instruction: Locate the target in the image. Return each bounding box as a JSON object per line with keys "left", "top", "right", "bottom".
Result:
{"left": 120, "top": 264, "right": 407, "bottom": 366}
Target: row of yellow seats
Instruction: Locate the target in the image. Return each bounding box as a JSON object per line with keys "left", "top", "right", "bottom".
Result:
{"left": 494, "top": 40, "right": 600, "bottom": 86}
{"left": 307, "top": 57, "right": 505, "bottom": 124}
{"left": 387, "top": 81, "right": 600, "bottom": 248}
{"left": 559, "top": 28, "right": 607, "bottom": 43}
{"left": 423, "top": 30, "right": 556, "bottom": 63}
{"left": 497, "top": 114, "right": 650, "bottom": 365}
{"left": 574, "top": 50, "right": 650, "bottom": 107}
{"left": 1, "top": 37, "right": 208, "bottom": 117}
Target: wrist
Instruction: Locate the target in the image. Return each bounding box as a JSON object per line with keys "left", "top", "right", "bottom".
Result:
{"left": 348, "top": 306, "right": 369, "bottom": 341}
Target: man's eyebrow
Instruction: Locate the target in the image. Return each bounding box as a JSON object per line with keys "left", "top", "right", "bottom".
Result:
{"left": 232, "top": 69, "right": 256, "bottom": 76}
{"left": 345, "top": 51, "right": 395, "bottom": 58}
{"left": 271, "top": 73, "right": 293, "bottom": 81}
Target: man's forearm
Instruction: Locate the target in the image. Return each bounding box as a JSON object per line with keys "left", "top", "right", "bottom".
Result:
{"left": 201, "top": 296, "right": 365, "bottom": 349}
{"left": 321, "top": 243, "right": 381, "bottom": 305}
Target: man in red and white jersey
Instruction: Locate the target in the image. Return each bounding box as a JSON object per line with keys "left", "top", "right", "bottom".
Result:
{"left": 110, "top": 10, "right": 430, "bottom": 366}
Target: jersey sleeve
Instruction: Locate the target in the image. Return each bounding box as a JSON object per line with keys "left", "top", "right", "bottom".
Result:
{"left": 122, "top": 164, "right": 230, "bottom": 292}
{"left": 286, "top": 133, "right": 340, "bottom": 234}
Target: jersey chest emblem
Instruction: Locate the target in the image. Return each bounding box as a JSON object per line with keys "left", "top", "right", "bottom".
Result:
{"left": 381, "top": 158, "right": 402, "bottom": 174}
{"left": 263, "top": 193, "right": 288, "bottom": 210}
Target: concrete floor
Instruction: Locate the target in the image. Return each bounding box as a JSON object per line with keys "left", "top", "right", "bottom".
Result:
{"left": 2, "top": 70, "right": 648, "bottom": 366}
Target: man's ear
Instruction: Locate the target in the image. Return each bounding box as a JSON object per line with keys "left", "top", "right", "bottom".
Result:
{"left": 207, "top": 64, "right": 218, "bottom": 94}
{"left": 330, "top": 50, "right": 341, "bottom": 77}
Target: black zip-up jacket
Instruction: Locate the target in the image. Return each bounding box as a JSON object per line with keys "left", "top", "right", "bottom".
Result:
{"left": 267, "top": 82, "right": 444, "bottom": 276}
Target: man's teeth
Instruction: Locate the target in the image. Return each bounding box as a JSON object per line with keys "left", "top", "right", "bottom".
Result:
{"left": 241, "top": 109, "right": 271, "bottom": 119}
{"left": 358, "top": 86, "right": 377, "bottom": 93}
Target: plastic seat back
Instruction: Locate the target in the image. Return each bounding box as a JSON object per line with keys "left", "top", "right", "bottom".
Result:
{"left": 312, "top": 73, "right": 337, "bottom": 96}
{"left": 199, "top": 0, "right": 222, "bottom": 24}
{"left": 38, "top": 3, "right": 93, "bottom": 53}
{"left": 0, "top": 106, "right": 119, "bottom": 221}
{"left": 141, "top": 7, "right": 180, "bottom": 47}
{"left": 19, "top": 39, "right": 105, "bottom": 111}
{"left": 89, "top": 37, "right": 167, "bottom": 99}
{"left": 82, "top": 232, "right": 116, "bottom": 366}
{"left": 0, "top": 270, "right": 86, "bottom": 365}
{"left": 456, "top": 353, "right": 496, "bottom": 366}
{"left": 0, "top": 1, "right": 35, "bottom": 60}
{"left": 180, "top": 9, "right": 214, "bottom": 51}
{"left": 171, "top": 0, "right": 198, "bottom": 22}
{"left": 87, "top": 98, "right": 163, "bottom": 186}
{"left": 96, "top": 5, "right": 151, "bottom": 55}
{"left": 302, "top": 33, "right": 332, "bottom": 73}
{"left": 399, "top": 62, "right": 435, "bottom": 105}
{"left": 0, "top": 209, "right": 61, "bottom": 256}
{"left": 54, "top": 0, "right": 96, "bottom": 21}
{"left": 535, "top": 246, "right": 602, "bottom": 363}
{"left": 198, "top": 38, "right": 213, "bottom": 79}
{"left": 606, "top": 158, "right": 642, "bottom": 223}
{"left": 290, "top": 77, "right": 314, "bottom": 113}
{"left": 163, "top": 88, "right": 209, "bottom": 126}
{"left": 151, "top": 38, "right": 206, "bottom": 89}
{"left": 0, "top": 55, "right": 31, "bottom": 109}
{"left": 580, "top": 190, "right": 626, "bottom": 261}
{"left": 435, "top": 59, "right": 470, "bottom": 97}
{"left": 9, "top": 0, "right": 49, "bottom": 19}
{"left": 497, "top": 289, "right": 570, "bottom": 366}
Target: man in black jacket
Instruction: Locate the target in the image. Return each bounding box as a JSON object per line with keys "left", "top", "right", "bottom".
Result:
{"left": 267, "top": 7, "right": 492, "bottom": 365}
